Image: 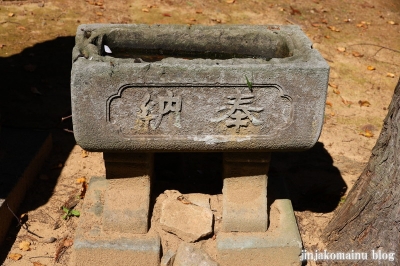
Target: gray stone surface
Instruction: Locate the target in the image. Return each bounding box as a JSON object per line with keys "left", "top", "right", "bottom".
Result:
{"left": 222, "top": 152, "right": 269, "bottom": 232}
{"left": 174, "top": 242, "right": 219, "bottom": 266}
{"left": 71, "top": 24, "right": 329, "bottom": 152}
{"left": 217, "top": 175, "right": 302, "bottom": 266}
{"left": 160, "top": 195, "right": 213, "bottom": 242}
{"left": 161, "top": 250, "right": 176, "bottom": 266}
{"left": 74, "top": 177, "right": 161, "bottom": 266}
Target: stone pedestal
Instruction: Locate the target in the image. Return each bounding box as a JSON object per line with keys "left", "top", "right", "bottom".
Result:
{"left": 222, "top": 152, "right": 270, "bottom": 232}
{"left": 217, "top": 174, "right": 302, "bottom": 266}
{"left": 73, "top": 153, "right": 160, "bottom": 266}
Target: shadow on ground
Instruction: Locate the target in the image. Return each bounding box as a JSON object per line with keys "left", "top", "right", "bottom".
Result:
{"left": 0, "top": 37, "right": 77, "bottom": 259}
{"left": 269, "top": 142, "right": 347, "bottom": 213}
{"left": 153, "top": 142, "right": 347, "bottom": 214}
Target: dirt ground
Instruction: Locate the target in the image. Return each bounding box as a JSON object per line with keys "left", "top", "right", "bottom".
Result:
{"left": 0, "top": 0, "right": 399, "bottom": 265}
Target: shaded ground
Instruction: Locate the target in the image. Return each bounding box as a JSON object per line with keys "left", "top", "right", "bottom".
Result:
{"left": 0, "top": 0, "right": 399, "bottom": 265}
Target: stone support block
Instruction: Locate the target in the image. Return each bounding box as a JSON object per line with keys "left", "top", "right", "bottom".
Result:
{"left": 222, "top": 152, "right": 270, "bottom": 232}
{"left": 102, "top": 152, "right": 153, "bottom": 234}
{"left": 74, "top": 177, "right": 161, "bottom": 266}
{"left": 217, "top": 175, "right": 303, "bottom": 266}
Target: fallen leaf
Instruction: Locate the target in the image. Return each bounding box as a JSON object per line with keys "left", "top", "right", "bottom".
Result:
{"left": 95, "top": 2, "right": 103, "bottom": 6}
{"left": 360, "top": 130, "right": 373, "bottom": 138}
{"left": 80, "top": 181, "right": 88, "bottom": 199}
{"left": 386, "top": 73, "right": 395, "bottom": 78}
{"left": 326, "top": 101, "right": 333, "bottom": 107}
{"left": 367, "top": 66, "right": 376, "bottom": 71}
{"left": 352, "top": 51, "right": 364, "bottom": 57}
{"left": 17, "top": 26, "right": 27, "bottom": 30}
{"left": 311, "top": 23, "right": 321, "bottom": 27}
{"left": 226, "top": 0, "right": 235, "bottom": 3}
{"left": 81, "top": 149, "right": 89, "bottom": 158}
{"left": 76, "top": 177, "right": 86, "bottom": 184}
{"left": 141, "top": 8, "right": 149, "bottom": 12}
{"left": 358, "top": 100, "right": 371, "bottom": 107}
{"left": 324, "top": 35, "right": 330, "bottom": 39}
{"left": 33, "top": 262, "right": 45, "bottom": 266}
{"left": 290, "top": 6, "right": 301, "bottom": 15}
{"left": 328, "top": 82, "right": 338, "bottom": 88}
{"left": 343, "top": 18, "right": 351, "bottom": 23}
{"left": 8, "top": 13, "right": 14, "bottom": 17}
{"left": 321, "top": 19, "right": 328, "bottom": 24}
{"left": 340, "top": 96, "right": 353, "bottom": 106}
{"left": 330, "top": 111, "right": 335, "bottom": 116}
{"left": 387, "top": 21, "right": 398, "bottom": 25}
{"left": 195, "top": 10, "right": 203, "bottom": 14}
{"left": 19, "top": 241, "right": 31, "bottom": 251}
{"left": 96, "top": 12, "right": 103, "bottom": 16}
{"left": 327, "top": 25, "right": 340, "bottom": 32}
{"left": 333, "top": 88, "right": 340, "bottom": 94}
{"left": 190, "top": 18, "right": 196, "bottom": 22}
{"left": 163, "top": 13, "right": 171, "bottom": 17}
{"left": 337, "top": 47, "right": 346, "bottom": 52}
{"left": 8, "top": 253, "right": 22, "bottom": 261}
{"left": 278, "top": 7, "right": 285, "bottom": 11}
{"left": 64, "top": 238, "right": 73, "bottom": 247}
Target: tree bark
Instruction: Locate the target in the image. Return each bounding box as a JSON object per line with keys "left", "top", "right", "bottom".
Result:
{"left": 324, "top": 79, "right": 400, "bottom": 265}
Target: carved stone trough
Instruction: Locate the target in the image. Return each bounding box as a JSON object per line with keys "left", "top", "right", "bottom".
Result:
{"left": 71, "top": 24, "right": 329, "bottom": 266}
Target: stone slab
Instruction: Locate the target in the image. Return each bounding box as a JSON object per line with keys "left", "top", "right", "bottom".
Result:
{"left": 160, "top": 250, "right": 176, "bottom": 266}
{"left": 102, "top": 152, "right": 153, "bottom": 233}
{"left": 222, "top": 152, "right": 269, "bottom": 232}
{"left": 160, "top": 196, "right": 213, "bottom": 242}
{"left": 174, "top": 242, "right": 219, "bottom": 266}
{"left": 217, "top": 175, "right": 302, "bottom": 266}
{"left": 0, "top": 128, "right": 52, "bottom": 246}
{"left": 74, "top": 177, "right": 161, "bottom": 266}
{"left": 222, "top": 175, "right": 268, "bottom": 232}
{"left": 103, "top": 177, "right": 151, "bottom": 234}
{"left": 71, "top": 24, "right": 329, "bottom": 152}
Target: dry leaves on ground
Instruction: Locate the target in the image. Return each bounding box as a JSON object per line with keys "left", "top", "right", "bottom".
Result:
{"left": 8, "top": 253, "right": 22, "bottom": 261}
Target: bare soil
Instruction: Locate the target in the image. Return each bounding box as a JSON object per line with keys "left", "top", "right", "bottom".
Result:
{"left": 0, "top": 0, "right": 399, "bottom": 265}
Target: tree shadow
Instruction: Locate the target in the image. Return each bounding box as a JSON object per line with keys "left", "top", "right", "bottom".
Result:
{"left": 269, "top": 142, "right": 347, "bottom": 213}
{"left": 0, "top": 36, "right": 76, "bottom": 260}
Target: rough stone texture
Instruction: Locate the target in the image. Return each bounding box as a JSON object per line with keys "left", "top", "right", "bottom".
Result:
{"left": 217, "top": 175, "right": 302, "bottom": 266}
{"left": 161, "top": 250, "right": 176, "bottom": 266}
{"left": 160, "top": 196, "right": 213, "bottom": 242}
{"left": 222, "top": 152, "right": 270, "bottom": 232}
{"left": 71, "top": 24, "right": 329, "bottom": 152}
{"left": 174, "top": 242, "right": 219, "bottom": 266}
{"left": 74, "top": 177, "right": 161, "bottom": 266}
{"left": 102, "top": 152, "right": 153, "bottom": 234}
{"left": 186, "top": 193, "right": 211, "bottom": 209}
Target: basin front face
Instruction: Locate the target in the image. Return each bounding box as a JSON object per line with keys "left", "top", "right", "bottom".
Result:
{"left": 71, "top": 24, "right": 329, "bottom": 152}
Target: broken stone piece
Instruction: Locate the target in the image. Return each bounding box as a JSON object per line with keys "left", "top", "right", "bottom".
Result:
{"left": 186, "top": 193, "right": 211, "bottom": 209}
{"left": 160, "top": 192, "right": 213, "bottom": 242}
{"left": 161, "top": 249, "right": 176, "bottom": 266}
{"left": 173, "top": 242, "right": 219, "bottom": 266}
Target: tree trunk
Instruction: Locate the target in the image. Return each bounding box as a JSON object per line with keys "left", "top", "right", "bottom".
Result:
{"left": 323, "top": 79, "right": 400, "bottom": 265}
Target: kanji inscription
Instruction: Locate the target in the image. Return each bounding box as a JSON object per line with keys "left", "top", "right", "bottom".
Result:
{"left": 107, "top": 84, "right": 293, "bottom": 138}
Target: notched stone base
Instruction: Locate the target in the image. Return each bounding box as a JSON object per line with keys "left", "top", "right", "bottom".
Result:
{"left": 217, "top": 175, "right": 303, "bottom": 266}
{"left": 73, "top": 177, "right": 161, "bottom": 266}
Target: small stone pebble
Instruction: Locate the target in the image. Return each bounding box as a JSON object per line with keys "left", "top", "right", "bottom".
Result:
{"left": 40, "top": 237, "right": 57, "bottom": 243}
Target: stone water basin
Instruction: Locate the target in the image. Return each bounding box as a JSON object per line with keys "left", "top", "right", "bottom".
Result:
{"left": 71, "top": 24, "right": 329, "bottom": 152}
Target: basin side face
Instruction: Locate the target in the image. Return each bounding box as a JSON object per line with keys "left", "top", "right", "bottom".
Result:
{"left": 71, "top": 24, "right": 329, "bottom": 152}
